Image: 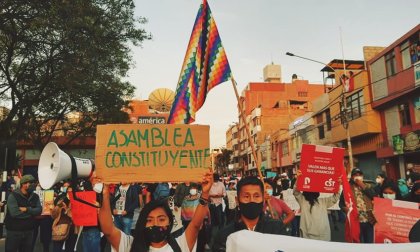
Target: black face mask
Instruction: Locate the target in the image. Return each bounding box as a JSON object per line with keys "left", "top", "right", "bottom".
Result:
{"left": 27, "top": 184, "right": 36, "bottom": 194}
{"left": 145, "top": 225, "right": 170, "bottom": 243}
{"left": 239, "top": 201, "right": 263, "bottom": 220}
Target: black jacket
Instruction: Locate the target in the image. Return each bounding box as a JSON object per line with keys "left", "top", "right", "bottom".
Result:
{"left": 5, "top": 189, "right": 42, "bottom": 231}
{"left": 212, "top": 216, "right": 286, "bottom": 252}
{"left": 111, "top": 184, "right": 139, "bottom": 219}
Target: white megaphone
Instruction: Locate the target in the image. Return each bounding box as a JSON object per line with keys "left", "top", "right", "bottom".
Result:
{"left": 38, "top": 142, "right": 94, "bottom": 189}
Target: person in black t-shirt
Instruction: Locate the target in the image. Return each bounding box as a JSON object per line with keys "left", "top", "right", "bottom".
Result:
{"left": 212, "top": 177, "right": 286, "bottom": 252}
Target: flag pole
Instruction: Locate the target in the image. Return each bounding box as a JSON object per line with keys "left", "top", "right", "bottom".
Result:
{"left": 230, "top": 76, "right": 264, "bottom": 180}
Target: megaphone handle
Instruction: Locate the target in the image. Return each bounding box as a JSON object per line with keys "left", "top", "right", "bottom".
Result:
{"left": 69, "top": 154, "right": 102, "bottom": 209}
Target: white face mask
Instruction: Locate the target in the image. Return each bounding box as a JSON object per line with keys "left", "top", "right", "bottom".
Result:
{"left": 376, "top": 178, "right": 384, "bottom": 184}
{"left": 190, "top": 189, "right": 197, "bottom": 196}
{"left": 383, "top": 193, "right": 396, "bottom": 200}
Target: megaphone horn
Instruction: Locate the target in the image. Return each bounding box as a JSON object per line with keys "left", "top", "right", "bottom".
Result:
{"left": 38, "top": 142, "right": 94, "bottom": 189}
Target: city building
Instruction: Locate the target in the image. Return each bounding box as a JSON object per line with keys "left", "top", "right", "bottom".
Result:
{"left": 231, "top": 64, "right": 325, "bottom": 175}
{"left": 226, "top": 123, "right": 240, "bottom": 174}
{"left": 325, "top": 53, "right": 384, "bottom": 179}
{"left": 368, "top": 24, "right": 420, "bottom": 179}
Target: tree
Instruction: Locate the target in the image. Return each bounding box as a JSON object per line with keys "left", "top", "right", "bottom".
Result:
{"left": 215, "top": 148, "right": 233, "bottom": 175}
{"left": 0, "top": 0, "right": 151, "bottom": 149}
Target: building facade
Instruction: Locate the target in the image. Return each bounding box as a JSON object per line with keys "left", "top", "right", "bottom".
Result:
{"left": 231, "top": 64, "right": 325, "bottom": 175}
{"left": 369, "top": 24, "right": 420, "bottom": 180}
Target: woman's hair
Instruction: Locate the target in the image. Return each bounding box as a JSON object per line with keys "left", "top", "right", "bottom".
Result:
{"left": 130, "top": 199, "right": 174, "bottom": 252}
{"left": 302, "top": 191, "right": 320, "bottom": 213}
{"left": 380, "top": 180, "right": 402, "bottom": 200}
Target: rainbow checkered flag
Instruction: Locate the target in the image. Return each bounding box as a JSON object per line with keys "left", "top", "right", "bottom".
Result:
{"left": 168, "top": 0, "right": 231, "bottom": 124}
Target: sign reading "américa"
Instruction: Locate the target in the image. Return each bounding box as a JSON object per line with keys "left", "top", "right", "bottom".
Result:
{"left": 138, "top": 116, "right": 166, "bottom": 124}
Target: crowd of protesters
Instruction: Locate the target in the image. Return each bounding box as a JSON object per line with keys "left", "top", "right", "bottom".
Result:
{"left": 1, "top": 165, "right": 419, "bottom": 252}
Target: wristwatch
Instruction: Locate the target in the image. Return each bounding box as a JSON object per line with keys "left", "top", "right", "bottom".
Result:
{"left": 199, "top": 197, "right": 209, "bottom": 206}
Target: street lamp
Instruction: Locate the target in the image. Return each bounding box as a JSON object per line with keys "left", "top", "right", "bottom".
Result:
{"left": 286, "top": 52, "right": 354, "bottom": 172}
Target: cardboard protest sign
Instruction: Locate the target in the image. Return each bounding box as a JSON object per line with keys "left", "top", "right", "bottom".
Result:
{"left": 42, "top": 190, "right": 54, "bottom": 215}
{"left": 374, "top": 197, "right": 420, "bottom": 243}
{"left": 35, "top": 189, "right": 54, "bottom": 215}
{"left": 297, "top": 144, "right": 344, "bottom": 193}
{"left": 96, "top": 124, "right": 210, "bottom": 183}
{"left": 69, "top": 191, "right": 98, "bottom": 226}
{"left": 226, "top": 230, "right": 420, "bottom": 252}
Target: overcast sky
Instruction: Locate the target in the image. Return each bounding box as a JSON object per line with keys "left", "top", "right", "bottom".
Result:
{"left": 128, "top": 0, "right": 420, "bottom": 148}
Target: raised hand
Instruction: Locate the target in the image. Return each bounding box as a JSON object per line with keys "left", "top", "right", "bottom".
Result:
{"left": 200, "top": 169, "right": 214, "bottom": 198}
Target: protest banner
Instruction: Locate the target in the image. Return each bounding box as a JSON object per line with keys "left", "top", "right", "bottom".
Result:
{"left": 69, "top": 191, "right": 98, "bottom": 226}
{"left": 226, "top": 230, "right": 420, "bottom": 252}
{"left": 297, "top": 144, "right": 344, "bottom": 193}
{"left": 96, "top": 124, "right": 210, "bottom": 183}
{"left": 374, "top": 197, "right": 420, "bottom": 243}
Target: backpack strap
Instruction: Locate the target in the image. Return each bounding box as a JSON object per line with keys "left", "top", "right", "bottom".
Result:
{"left": 167, "top": 235, "right": 182, "bottom": 252}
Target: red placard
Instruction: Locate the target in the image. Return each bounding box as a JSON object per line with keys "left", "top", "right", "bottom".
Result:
{"left": 374, "top": 197, "right": 420, "bottom": 243}
{"left": 297, "top": 144, "right": 344, "bottom": 193}
{"left": 69, "top": 191, "right": 98, "bottom": 226}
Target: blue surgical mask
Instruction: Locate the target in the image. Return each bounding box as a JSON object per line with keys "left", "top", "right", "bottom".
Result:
{"left": 267, "top": 189, "right": 273, "bottom": 196}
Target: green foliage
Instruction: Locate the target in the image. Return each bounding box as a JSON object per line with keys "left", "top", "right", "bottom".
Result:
{"left": 0, "top": 0, "right": 151, "bottom": 148}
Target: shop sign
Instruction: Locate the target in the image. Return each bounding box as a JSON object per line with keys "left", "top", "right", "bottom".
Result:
{"left": 138, "top": 116, "right": 166, "bottom": 124}
{"left": 392, "top": 130, "right": 420, "bottom": 154}
{"left": 404, "top": 131, "right": 420, "bottom": 152}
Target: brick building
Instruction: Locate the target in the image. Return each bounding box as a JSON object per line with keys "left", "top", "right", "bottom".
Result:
{"left": 232, "top": 64, "right": 325, "bottom": 175}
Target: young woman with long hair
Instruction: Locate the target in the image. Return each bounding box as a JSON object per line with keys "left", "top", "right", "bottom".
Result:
{"left": 97, "top": 171, "right": 213, "bottom": 252}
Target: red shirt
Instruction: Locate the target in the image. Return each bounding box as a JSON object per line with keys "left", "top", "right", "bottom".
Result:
{"left": 264, "top": 196, "right": 292, "bottom": 219}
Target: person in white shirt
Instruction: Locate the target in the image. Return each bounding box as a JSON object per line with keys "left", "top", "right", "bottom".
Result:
{"left": 209, "top": 174, "right": 226, "bottom": 231}
{"left": 97, "top": 171, "right": 213, "bottom": 252}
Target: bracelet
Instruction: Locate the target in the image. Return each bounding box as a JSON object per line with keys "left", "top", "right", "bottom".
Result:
{"left": 199, "top": 197, "right": 209, "bottom": 206}
{"left": 200, "top": 197, "right": 209, "bottom": 202}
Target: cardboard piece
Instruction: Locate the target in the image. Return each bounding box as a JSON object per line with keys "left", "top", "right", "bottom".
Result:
{"left": 374, "top": 197, "right": 420, "bottom": 243}
{"left": 96, "top": 124, "right": 210, "bottom": 183}
{"left": 69, "top": 191, "right": 98, "bottom": 226}
{"left": 297, "top": 144, "right": 344, "bottom": 193}
{"left": 42, "top": 190, "right": 54, "bottom": 215}
{"left": 35, "top": 189, "right": 54, "bottom": 215}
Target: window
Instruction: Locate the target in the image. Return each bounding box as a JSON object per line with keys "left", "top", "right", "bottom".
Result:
{"left": 298, "top": 91, "right": 308, "bottom": 97}
{"left": 399, "top": 103, "right": 411, "bottom": 126}
{"left": 345, "top": 90, "right": 364, "bottom": 121}
{"left": 385, "top": 51, "right": 396, "bottom": 76}
{"left": 281, "top": 141, "right": 288, "bottom": 156}
{"left": 325, "top": 109, "right": 332, "bottom": 131}
{"left": 318, "top": 125, "right": 325, "bottom": 139}
{"left": 415, "top": 97, "right": 420, "bottom": 123}
{"left": 401, "top": 41, "right": 411, "bottom": 70}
